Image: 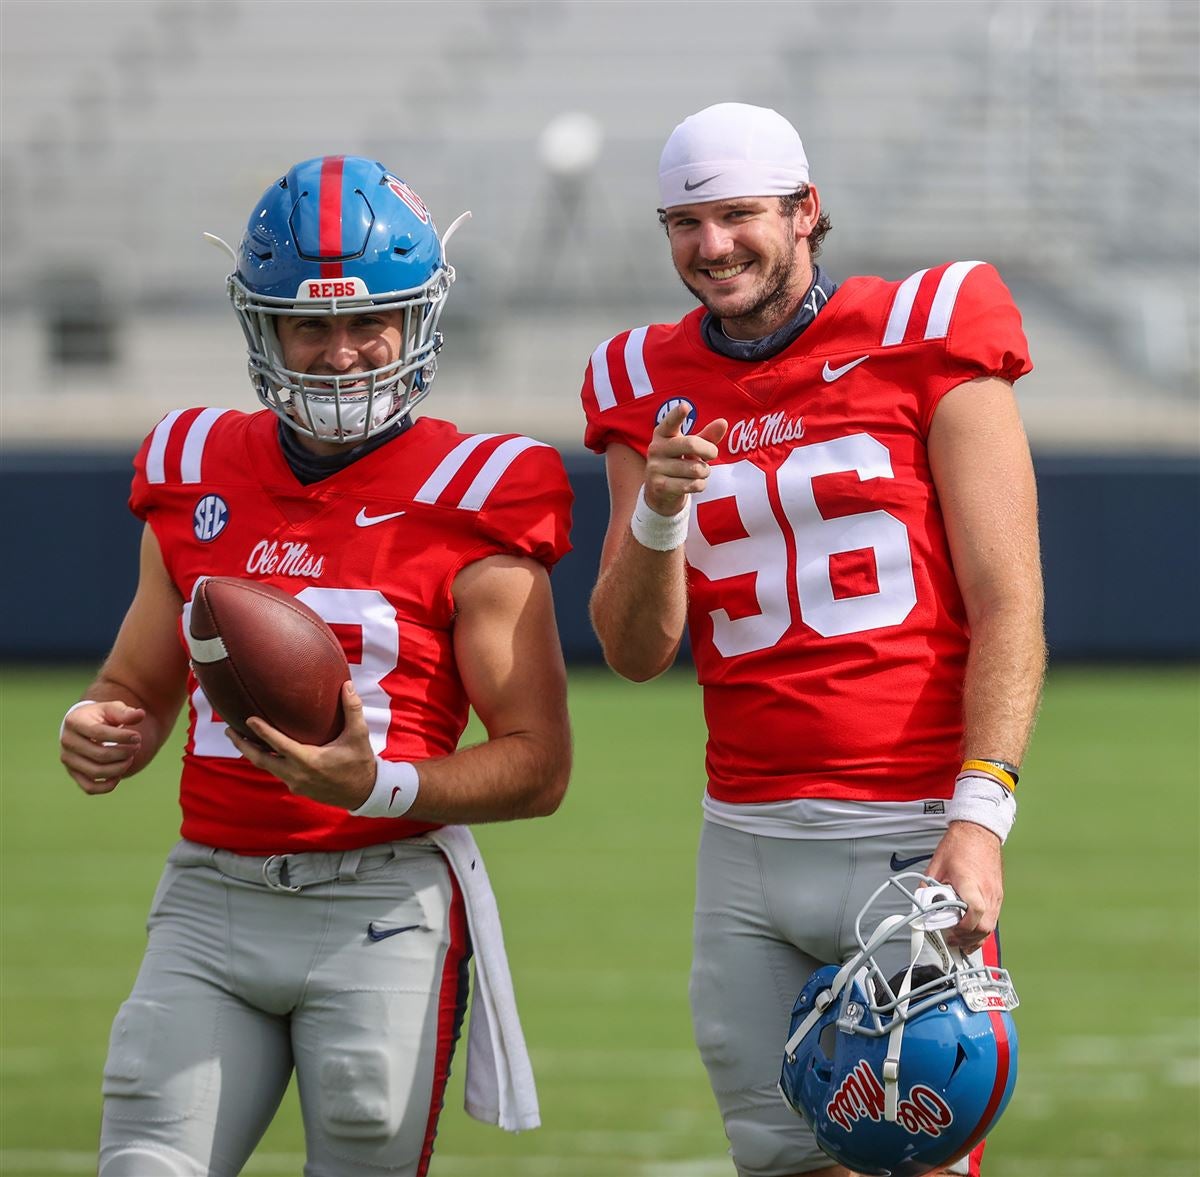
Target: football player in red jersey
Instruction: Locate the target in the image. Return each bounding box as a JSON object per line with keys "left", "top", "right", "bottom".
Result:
{"left": 58, "top": 156, "right": 572, "bottom": 1177}
{"left": 582, "top": 105, "right": 1045, "bottom": 1177}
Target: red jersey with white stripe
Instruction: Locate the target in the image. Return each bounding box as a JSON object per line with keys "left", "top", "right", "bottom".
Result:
{"left": 130, "top": 409, "right": 573, "bottom": 854}
{"left": 581, "top": 261, "right": 1031, "bottom": 805}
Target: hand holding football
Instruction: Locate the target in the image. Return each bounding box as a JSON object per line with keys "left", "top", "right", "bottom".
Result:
{"left": 187, "top": 577, "right": 350, "bottom": 746}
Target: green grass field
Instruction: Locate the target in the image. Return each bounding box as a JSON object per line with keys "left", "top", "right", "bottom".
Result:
{"left": 2, "top": 665, "right": 1198, "bottom": 1176}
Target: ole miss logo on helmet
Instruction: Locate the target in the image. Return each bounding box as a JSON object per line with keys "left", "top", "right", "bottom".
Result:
{"left": 384, "top": 175, "right": 430, "bottom": 223}
{"left": 826, "top": 1061, "right": 954, "bottom": 1137}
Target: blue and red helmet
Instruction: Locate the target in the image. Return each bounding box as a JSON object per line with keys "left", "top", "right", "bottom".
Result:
{"left": 220, "top": 155, "right": 468, "bottom": 443}
{"left": 779, "top": 875, "right": 1019, "bottom": 1177}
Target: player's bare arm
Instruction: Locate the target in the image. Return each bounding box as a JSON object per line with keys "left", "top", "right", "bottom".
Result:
{"left": 232, "top": 552, "right": 571, "bottom": 822}
{"left": 926, "top": 375, "right": 1046, "bottom": 951}
{"left": 589, "top": 403, "right": 727, "bottom": 681}
{"left": 59, "top": 526, "right": 189, "bottom": 794}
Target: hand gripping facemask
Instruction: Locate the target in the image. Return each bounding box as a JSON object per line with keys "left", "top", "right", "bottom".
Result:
{"left": 779, "top": 874, "right": 1019, "bottom": 1177}
{"left": 206, "top": 155, "right": 470, "bottom": 444}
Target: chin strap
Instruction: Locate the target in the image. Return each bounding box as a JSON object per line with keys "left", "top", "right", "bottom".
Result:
{"left": 441, "top": 210, "right": 472, "bottom": 261}
{"left": 783, "top": 913, "right": 910, "bottom": 1061}
{"left": 881, "top": 920, "right": 928, "bottom": 1121}
{"left": 202, "top": 231, "right": 238, "bottom": 265}
{"left": 879, "top": 885, "right": 962, "bottom": 1120}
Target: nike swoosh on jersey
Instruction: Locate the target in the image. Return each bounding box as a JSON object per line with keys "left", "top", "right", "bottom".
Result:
{"left": 821, "top": 355, "right": 871, "bottom": 382}
{"left": 889, "top": 851, "right": 933, "bottom": 872}
{"left": 355, "top": 508, "right": 407, "bottom": 527}
{"left": 366, "top": 922, "right": 422, "bottom": 942}
{"left": 683, "top": 173, "right": 721, "bottom": 191}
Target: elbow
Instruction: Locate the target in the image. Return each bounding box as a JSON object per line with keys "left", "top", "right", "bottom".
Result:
{"left": 532, "top": 780, "right": 568, "bottom": 817}
{"left": 589, "top": 595, "right": 681, "bottom": 683}
{"left": 528, "top": 737, "right": 572, "bottom": 817}
{"left": 608, "top": 660, "right": 669, "bottom": 684}
{"left": 599, "top": 640, "right": 677, "bottom": 683}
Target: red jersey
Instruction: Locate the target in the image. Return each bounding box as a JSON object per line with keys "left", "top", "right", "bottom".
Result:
{"left": 581, "top": 261, "right": 1031, "bottom": 805}
{"left": 131, "top": 410, "right": 573, "bottom": 854}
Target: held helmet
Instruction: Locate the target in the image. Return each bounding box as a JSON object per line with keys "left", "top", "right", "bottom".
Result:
{"left": 218, "top": 155, "right": 467, "bottom": 443}
{"left": 779, "top": 874, "right": 1019, "bottom": 1177}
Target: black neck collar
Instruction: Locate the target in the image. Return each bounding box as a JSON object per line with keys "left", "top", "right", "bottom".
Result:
{"left": 277, "top": 415, "right": 414, "bottom": 485}
{"left": 700, "top": 265, "right": 839, "bottom": 362}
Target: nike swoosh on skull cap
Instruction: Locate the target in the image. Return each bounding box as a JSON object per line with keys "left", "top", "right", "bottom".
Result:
{"left": 683, "top": 173, "right": 722, "bottom": 191}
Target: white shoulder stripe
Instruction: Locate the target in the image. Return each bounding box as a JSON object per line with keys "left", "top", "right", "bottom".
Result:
{"left": 881, "top": 269, "right": 928, "bottom": 347}
{"left": 145, "top": 409, "right": 187, "bottom": 484}
{"left": 414, "top": 433, "right": 500, "bottom": 504}
{"left": 624, "top": 326, "right": 654, "bottom": 399}
{"left": 590, "top": 337, "right": 616, "bottom": 411}
{"left": 144, "top": 408, "right": 233, "bottom": 484}
{"left": 457, "top": 436, "right": 547, "bottom": 511}
{"left": 179, "top": 408, "right": 232, "bottom": 484}
{"left": 924, "top": 260, "right": 984, "bottom": 340}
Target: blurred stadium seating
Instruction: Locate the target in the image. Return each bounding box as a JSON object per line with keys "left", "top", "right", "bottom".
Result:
{"left": 1, "top": 0, "right": 1196, "bottom": 452}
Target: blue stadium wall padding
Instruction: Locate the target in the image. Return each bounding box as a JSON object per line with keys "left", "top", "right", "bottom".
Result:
{"left": 2, "top": 449, "right": 1196, "bottom": 663}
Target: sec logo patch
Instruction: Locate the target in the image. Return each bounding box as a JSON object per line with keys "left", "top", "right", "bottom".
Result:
{"left": 656, "top": 397, "right": 697, "bottom": 435}
{"left": 193, "top": 494, "right": 229, "bottom": 542}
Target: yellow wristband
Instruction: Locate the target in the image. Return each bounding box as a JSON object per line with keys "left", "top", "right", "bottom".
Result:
{"left": 961, "top": 759, "right": 1017, "bottom": 793}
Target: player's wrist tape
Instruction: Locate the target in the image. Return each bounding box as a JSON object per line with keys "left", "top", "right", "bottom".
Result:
{"left": 947, "top": 771, "right": 1017, "bottom": 844}
{"left": 351, "top": 758, "right": 420, "bottom": 818}
{"left": 630, "top": 485, "right": 690, "bottom": 552}
{"left": 961, "top": 758, "right": 1018, "bottom": 792}
{"left": 59, "top": 699, "right": 98, "bottom": 740}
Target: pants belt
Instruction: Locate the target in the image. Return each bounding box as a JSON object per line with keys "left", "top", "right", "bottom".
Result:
{"left": 167, "top": 837, "right": 436, "bottom": 893}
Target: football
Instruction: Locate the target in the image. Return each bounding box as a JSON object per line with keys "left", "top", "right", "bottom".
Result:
{"left": 187, "top": 577, "right": 349, "bottom": 747}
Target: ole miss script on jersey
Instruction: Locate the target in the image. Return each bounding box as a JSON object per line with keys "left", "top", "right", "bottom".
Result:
{"left": 581, "top": 261, "right": 1032, "bottom": 805}
{"left": 131, "top": 411, "right": 573, "bottom": 854}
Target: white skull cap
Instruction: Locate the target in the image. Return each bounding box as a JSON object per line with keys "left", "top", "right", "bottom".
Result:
{"left": 658, "top": 103, "right": 810, "bottom": 209}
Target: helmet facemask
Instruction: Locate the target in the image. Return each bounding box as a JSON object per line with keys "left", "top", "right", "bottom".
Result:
{"left": 230, "top": 267, "right": 453, "bottom": 444}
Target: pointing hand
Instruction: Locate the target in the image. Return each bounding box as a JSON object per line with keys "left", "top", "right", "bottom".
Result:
{"left": 644, "top": 403, "right": 728, "bottom": 516}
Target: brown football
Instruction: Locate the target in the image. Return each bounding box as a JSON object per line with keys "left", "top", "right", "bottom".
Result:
{"left": 187, "top": 577, "right": 349, "bottom": 746}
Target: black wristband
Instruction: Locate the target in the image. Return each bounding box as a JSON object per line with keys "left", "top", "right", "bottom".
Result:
{"left": 976, "top": 758, "right": 1020, "bottom": 786}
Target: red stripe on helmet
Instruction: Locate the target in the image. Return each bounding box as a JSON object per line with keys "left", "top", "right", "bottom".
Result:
{"left": 981, "top": 930, "right": 1001, "bottom": 970}
{"left": 976, "top": 1009, "right": 1012, "bottom": 1134}
{"left": 945, "top": 1008, "right": 1011, "bottom": 1175}
{"left": 955, "top": 930, "right": 1009, "bottom": 1171}
{"left": 318, "top": 155, "right": 345, "bottom": 278}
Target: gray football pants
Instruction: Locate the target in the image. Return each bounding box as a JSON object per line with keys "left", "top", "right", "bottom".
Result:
{"left": 98, "top": 838, "right": 471, "bottom": 1177}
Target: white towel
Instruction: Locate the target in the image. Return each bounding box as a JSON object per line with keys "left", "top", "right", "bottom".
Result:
{"left": 428, "top": 825, "right": 541, "bottom": 1132}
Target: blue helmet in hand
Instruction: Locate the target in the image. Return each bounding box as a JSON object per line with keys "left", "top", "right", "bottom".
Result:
{"left": 217, "top": 155, "right": 467, "bottom": 443}
{"left": 780, "top": 875, "right": 1019, "bottom": 1177}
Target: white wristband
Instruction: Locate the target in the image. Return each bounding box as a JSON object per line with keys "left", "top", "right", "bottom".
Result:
{"left": 946, "top": 771, "right": 1017, "bottom": 844}
{"left": 60, "top": 699, "right": 98, "bottom": 740}
{"left": 351, "top": 758, "right": 420, "bottom": 818}
{"left": 630, "top": 485, "right": 690, "bottom": 551}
